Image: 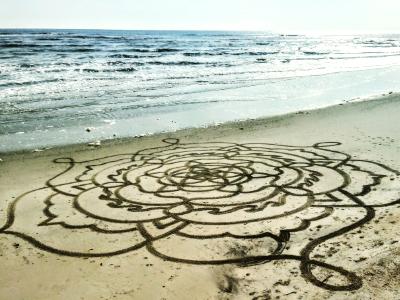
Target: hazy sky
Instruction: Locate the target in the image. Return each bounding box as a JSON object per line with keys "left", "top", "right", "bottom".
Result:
{"left": 1, "top": 0, "right": 400, "bottom": 33}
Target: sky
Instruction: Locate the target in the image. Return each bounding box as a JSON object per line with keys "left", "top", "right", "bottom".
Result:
{"left": 1, "top": 0, "right": 400, "bottom": 34}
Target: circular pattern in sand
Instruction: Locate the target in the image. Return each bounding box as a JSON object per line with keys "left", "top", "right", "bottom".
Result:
{"left": 2, "top": 139, "right": 400, "bottom": 291}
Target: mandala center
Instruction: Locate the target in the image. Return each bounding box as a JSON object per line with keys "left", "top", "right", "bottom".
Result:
{"left": 168, "top": 163, "right": 251, "bottom": 187}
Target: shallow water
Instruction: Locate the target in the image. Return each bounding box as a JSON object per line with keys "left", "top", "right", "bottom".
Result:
{"left": 1, "top": 29, "right": 400, "bottom": 152}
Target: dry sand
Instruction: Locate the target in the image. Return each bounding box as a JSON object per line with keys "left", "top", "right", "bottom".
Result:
{"left": 1, "top": 93, "right": 400, "bottom": 300}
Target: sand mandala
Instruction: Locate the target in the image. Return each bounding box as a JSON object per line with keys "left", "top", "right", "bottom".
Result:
{"left": 1, "top": 138, "right": 400, "bottom": 291}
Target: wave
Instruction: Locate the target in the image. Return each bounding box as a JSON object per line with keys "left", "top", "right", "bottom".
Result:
{"left": 183, "top": 52, "right": 203, "bottom": 57}
{"left": 108, "top": 54, "right": 138, "bottom": 58}
{"left": 118, "top": 48, "right": 179, "bottom": 53}
{"left": 57, "top": 62, "right": 81, "bottom": 66}
{"left": 77, "top": 67, "right": 136, "bottom": 73}
{"left": 92, "top": 35, "right": 127, "bottom": 40}
{"left": 101, "top": 67, "right": 137, "bottom": 73}
{"left": 0, "top": 78, "right": 63, "bottom": 88}
{"left": 155, "top": 48, "right": 179, "bottom": 53}
{"left": 36, "top": 37, "right": 62, "bottom": 41}
{"left": 147, "top": 61, "right": 230, "bottom": 66}
{"left": 0, "top": 31, "right": 52, "bottom": 36}
{"left": 183, "top": 51, "right": 280, "bottom": 57}
{"left": 354, "top": 39, "right": 396, "bottom": 48}
{"left": 246, "top": 51, "right": 279, "bottom": 56}
{"left": 0, "top": 32, "right": 18, "bottom": 35}
{"left": 0, "top": 44, "right": 97, "bottom": 53}
{"left": 107, "top": 54, "right": 156, "bottom": 59}
{"left": 183, "top": 52, "right": 217, "bottom": 57}
{"left": 64, "top": 34, "right": 128, "bottom": 41}
{"left": 105, "top": 61, "right": 146, "bottom": 67}
{"left": 106, "top": 60, "right": 128, "bottom": 66}
{"left": 56, "top": 48, "right": 96, "bottom": 53}
{"left": 65, "top": 35, "right": 93, "bottom": 39}
{"left": 0, "top": 43, "right": 42, "bottom": 48}
{"left": 148, "top": 61, "right": 202, "bottom": 66}
{"left": 302, "top": 51, "right": 330, "bottom": 55}
{"left": 19, "top": 63, "right": 36, "bottom": 68}
{"left": 81, "top": 68, "right": 100, "bottom": 73}
{"left": 127, "top": 49, "right": 152, "bottom": 53}
{"left": 113, "top": 67, "right": 136, "bottom": 72}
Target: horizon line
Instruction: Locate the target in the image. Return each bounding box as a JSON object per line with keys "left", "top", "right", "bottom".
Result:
{"left": 1, "top": 27, "right": 400, "bottom": 35}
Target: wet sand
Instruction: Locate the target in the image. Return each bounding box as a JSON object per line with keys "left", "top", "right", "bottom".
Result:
{"left": 1, "top": 93, "right": 400, "bottom": 299}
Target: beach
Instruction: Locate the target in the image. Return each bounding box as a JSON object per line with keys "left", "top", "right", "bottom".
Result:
{"left": 1, "top": 93, "right": 400, "bottom": 299}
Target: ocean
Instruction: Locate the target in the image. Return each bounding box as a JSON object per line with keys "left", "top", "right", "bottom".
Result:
{"left": 1, "top": 29, "right": 400, "bottom": 152}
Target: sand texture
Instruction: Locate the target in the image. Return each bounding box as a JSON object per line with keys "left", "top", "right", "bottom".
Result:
{"left": 1, "top": 94, "right": 400, "bottom": 299}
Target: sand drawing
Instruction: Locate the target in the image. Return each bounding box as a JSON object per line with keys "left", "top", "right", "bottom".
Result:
{"left": 2, "top": 138, "right": 400, "bottom": 291}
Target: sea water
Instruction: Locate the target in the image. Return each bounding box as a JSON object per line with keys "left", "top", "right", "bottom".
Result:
{"left": 1, "top": 29, "right": 400, "bottom": 152}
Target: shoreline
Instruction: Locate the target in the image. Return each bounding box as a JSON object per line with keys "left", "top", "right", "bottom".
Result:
{"left": 1, "top": 91, "right": 397, "bottom": 159}
{"left": 2, "top": 63, "right": 400, "bottom": 154}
